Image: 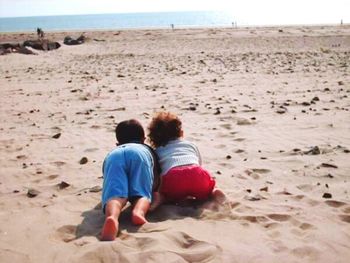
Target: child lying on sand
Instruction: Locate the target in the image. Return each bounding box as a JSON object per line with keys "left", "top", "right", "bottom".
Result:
{"left": 101, "top": 119, "right": 159, "bottom": 241}
{"left": 148, "top": 111, "right": 226, "bottom": 210}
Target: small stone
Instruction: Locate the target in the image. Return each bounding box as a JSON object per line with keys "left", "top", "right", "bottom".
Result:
{"left": 326, "top": 173, "right": 334, "bottom": 178}
{"left": 322, "top": 193, "right": 332, "bottom": 199}
{"left": 89, "top": 186, "right": 102, "bottom": 193}
{"left": 52, "top": 133, "right": 61, "bottom": 139}
{"left": 79, "top": 157, "right": 88, "bottom": 165}
{"left": 305, "top": 146, "right": 321, "bottom": 155}
{"left": 57, "top": 181, "right": 70, "bottom": 190}
{"left": 301, "top": 102, "right": 311, "bottom": 106}
{"left": 245, "top": 194, "right": 264, "bottom": 201}
{"left": 27, "top": 188, "right": 40, "bottom": 198}
{"left": 321, "top": 163, "right": 338, "bottom": 168}
{"left": 226, "top": 155, "right": 232, "bottom": 159}
{"left": 260, "top": 186, "right": 268, "bottom": 192}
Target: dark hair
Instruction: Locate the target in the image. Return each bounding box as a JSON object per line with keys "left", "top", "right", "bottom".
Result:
{"left": 115, "top": 119, "right": 145, "bottom": 145}
{"left": 148, "top": 112, "right": 182, "bottom": 147}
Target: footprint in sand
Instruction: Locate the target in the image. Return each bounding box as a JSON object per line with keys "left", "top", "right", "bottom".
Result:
{"left": 237, "top": 118, "right": 253, "bottom": 125}
{"left": 220, "top": 123, "right": 232, "bottom": 130}
{"left": 251, "top": 168, "right": 271, "bottom": 174}
{"left": 299, "top": 222, "right": 315, "bottom": 230}
{"left": 138, "top": 222, "right": 170, "bottom": 233}
{"left": 325, "top": 200, "right": 346, "bottom": 208}
{"left": 165, "top": 231, "right": 220, "bottom": 262}
{"left": 240, "top": 215, "right": 269, "bottom": 223}
{"left": 339, "top": 215, "right": 350, "bottom": 223}
{"left": 51, "top": 161, "right": 66, "bottom": 167}
{"left": 296, "top": 184, "right": 315, "bottom": 192}
{"left": 46, "top": 174, "right": 59, "bottom": 180}
{"left": 291, "top": 245, "right": 320, "bottom": 260}
{"left": 342, "top": 207, "right": 350, "bottom": 214}
{"left": 55, "top": 225, "right": 77, "bottom": 242}
{"left": 267, "top": 213, "right": 291, "bottom": 222}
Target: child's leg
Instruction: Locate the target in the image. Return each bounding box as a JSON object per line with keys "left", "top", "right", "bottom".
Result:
{"left": 101, "top": 198, "right": 127, "bottom": 241}
{"left": 131, "top": 197, "right": 151, "bottom": 225}
{"left": 211, "top": 188, "right": 227, "bottom": 204}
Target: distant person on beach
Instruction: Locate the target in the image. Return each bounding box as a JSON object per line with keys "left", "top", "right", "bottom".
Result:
{"left": 36, "top": 27, "right": 44, "bottom": 38}
{"left": 148, "top": 112, "right": 226, "bottom": 210}
{"left": 101, "top": 119, "right": 160, "bottom": 241}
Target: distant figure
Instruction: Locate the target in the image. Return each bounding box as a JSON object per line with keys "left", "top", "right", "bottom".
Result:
{"left": 36, "top": 28, "right": 44, "bottom": 39}
{"left": 171, "top": 24, "right": 174, "bottom": 30}
{"left": 341, "top": 19, "right": 343, "bottom": 25}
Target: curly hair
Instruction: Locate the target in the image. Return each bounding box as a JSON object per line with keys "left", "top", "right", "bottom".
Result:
{"left": 148, "top": 112, "right": 183, "bottom": 147}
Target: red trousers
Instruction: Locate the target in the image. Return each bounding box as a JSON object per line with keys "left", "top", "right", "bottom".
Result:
{"left": 160, "top": 165, "right": 216, "bottom": 201}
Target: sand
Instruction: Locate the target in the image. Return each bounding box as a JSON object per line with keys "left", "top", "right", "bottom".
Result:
{"left": 0, "top": 25, "right": 349, "bottom": 262}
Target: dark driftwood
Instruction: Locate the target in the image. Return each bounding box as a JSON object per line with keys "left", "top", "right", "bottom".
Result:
{"left": 0, "top": 43, "right": 37, "bottom": 55}
{"left": 23, "top": 39, "right": 61, "bottom": 51}
{"left": 64, "top": 35, "right": 85, "bottom": 45}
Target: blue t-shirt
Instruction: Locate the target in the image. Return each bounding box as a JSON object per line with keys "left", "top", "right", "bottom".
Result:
{"left": 101, "top": 143, "right": 155, "bottom": 209}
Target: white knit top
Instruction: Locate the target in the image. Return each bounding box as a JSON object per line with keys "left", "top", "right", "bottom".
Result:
{"left": 155, "top": 139, "right": 202, "bottom": 176}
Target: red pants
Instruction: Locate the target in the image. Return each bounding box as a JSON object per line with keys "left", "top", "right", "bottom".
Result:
{"left": 160, "top": 165, "right": 216, "bottom": 201}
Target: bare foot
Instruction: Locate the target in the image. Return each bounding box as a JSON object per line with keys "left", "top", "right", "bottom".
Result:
{"left": 149, "top": 192, "right": 164, "bottom": 211}
{"left": 101, "top": 216, "right": 118, "bottom": 241}
{"left": 212, "top": 188, "right": 227, "bottom": 204}
{"left": 131, "top": 210, "right": 148, "bottom": 225}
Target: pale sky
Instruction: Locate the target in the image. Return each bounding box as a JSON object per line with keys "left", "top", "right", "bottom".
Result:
{"left": 0, "top": 0, "right": 349, "bottom": 25}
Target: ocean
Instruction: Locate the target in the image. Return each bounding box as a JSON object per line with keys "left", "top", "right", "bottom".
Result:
{"left": 0, "top": 11, "right": 235, "bottom": 33}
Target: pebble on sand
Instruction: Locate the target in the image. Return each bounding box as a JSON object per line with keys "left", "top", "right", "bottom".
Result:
{"left": 57, "top": 181, "right": 70, "bottom": 190}
{"left": 52, "top": 133, "right": 61, "bottom": 139}
{"left": 27, "top": 188, "right": 40, "bottom": 198}
{"left": 79, "top": 157, "right": 88, "bottom": 165}
{"left": 322, "top": 193, "right": 332, "bottom": 199}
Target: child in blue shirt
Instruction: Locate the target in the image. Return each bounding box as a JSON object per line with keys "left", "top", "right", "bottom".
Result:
{"left": 101, "top": 119, "right": 159, "bottom": 241}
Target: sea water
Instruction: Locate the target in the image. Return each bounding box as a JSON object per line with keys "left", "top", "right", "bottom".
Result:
{"left": 0, "top": 11, "right": 235, "bottom": 32}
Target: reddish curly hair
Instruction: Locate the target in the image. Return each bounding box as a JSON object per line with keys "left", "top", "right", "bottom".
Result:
{"left": 148, "top": 112, "right": 183, "bottom": 147}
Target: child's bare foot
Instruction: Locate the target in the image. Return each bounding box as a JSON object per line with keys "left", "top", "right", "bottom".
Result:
{"left": 150, "top": 192, "right": 164, "bottom": 211}
{"left": 212, "top": 188, "right": 227, "bottom": 204}
{"left": 101, "top": 216, "right": 118, "bottom": 241}
{"left": 131, "top": 210, "right": 148, "bottom": 225}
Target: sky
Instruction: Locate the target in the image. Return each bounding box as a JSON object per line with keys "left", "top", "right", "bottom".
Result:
{"left": 0, "top": 0, "right": 349, "bottom": 26}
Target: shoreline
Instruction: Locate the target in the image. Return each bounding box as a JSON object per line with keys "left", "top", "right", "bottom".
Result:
{"left": 1, "top": 22, "right": 349, "bottom": 36}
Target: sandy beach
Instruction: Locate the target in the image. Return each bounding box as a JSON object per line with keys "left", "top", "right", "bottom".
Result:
{"left": 0, "top": 25, "right": 350, "bottom": 262}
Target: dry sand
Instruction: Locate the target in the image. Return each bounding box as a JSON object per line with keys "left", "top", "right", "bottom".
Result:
{"left": 0, "top": 25, "right": 350, "bottom": 262}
